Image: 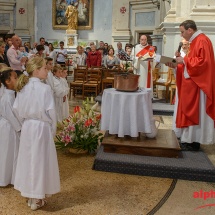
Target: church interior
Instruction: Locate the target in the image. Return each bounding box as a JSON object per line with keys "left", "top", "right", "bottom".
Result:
{"left": 1, "top": 0, "right": 215, "bottom": 214}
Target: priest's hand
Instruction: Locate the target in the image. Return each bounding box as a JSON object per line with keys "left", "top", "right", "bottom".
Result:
{"left": 165, "top": 62, "right": 176, "bottom": 68}
{"left": 175, "top": 51, "right": 181, "bottom": 57}
{"left": 176, "top": 56, "right": 184, "bottom": 64}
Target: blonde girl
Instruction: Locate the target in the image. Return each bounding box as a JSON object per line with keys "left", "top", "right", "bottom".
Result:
{"left": 13, "top": 57, "right": 60, "bottom": 210}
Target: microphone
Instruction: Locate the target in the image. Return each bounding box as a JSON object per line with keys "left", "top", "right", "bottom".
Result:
{"left": 178, "top": 42, "right": 183, "bottom": 53}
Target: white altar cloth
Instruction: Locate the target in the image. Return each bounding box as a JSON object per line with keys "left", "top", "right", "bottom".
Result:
{"left": 101, "top": 88, "right": 156, "bottom": 137}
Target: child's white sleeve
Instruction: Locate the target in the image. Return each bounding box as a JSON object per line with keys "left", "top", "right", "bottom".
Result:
{"left": 45, "top": 86, "right": 57, "bottom": 135}
{"left": 53, "top": 78, "right": 67, "bottom": 97}
{"left": 7, "top": 99, "right": 22, "bottom": 132}
{"left": 63, "top": 79, "right": 69, "bottom": 94}
{"left": 48, "top": 109, "right": 57, "bottom": 136}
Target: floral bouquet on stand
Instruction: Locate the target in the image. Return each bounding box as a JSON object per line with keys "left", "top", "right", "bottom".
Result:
{"left": 55, "top": 100, "right": 103, "bottom": 154}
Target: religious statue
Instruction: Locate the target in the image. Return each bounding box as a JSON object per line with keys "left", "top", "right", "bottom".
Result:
{"left": 65, "top": 2, "right": 78, "bottom": 30}
{"left": 68, "top": 37, "right": 74, "bottom": 46}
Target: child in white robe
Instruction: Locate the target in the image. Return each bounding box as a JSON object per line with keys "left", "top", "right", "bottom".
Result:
{"left": 0, "top": 68, "right": 21, "bottom": 186}
{"left": 0, "top": 63, "right": 8, "bottom": 102}
{"left": 45, "top": 57, "right": 54, "bottom": 92}
{"left": 60, "top": 67, "right": 70, "bottom": 119}
{"left": 13, "top": 57, "right": 60, "bottom": 211}
{"left": 53, "top": 65, "right": 68, "bottom": 122}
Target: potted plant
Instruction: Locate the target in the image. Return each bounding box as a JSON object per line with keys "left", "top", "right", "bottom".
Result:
{"left": 55, "top": 100, "right": 103, "bottom": 154}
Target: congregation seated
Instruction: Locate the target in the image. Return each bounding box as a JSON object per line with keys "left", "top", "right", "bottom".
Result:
{"left": 84, "top": 46, "right": 91, "bottom": 56}
{"left": 56, "top": 41, "right": 67, "bottom": 66}
{"left": 7, "top": 35, "right": 28, "bottom": 75}
{"left": 36, "top": 44, "right": 46, "bottom": 58}
{"left": 103, "top": 47, "right": 119, "bottom": 69}
{"left": 98, "top": 40, "right": 105, "bottom": 49}
{"left": 48, "top": 43, "right": 57, "bottom": 65}
{"left": 97, "top": 47, "right": 105, "bottom": 67}
{"left": 116, "top": 42, "right": 125, "bottom": 60}
{"left": 4, "top": 35, "right": 12, "bottom": 55}
{"left": 73, "top": 45, "right": 87, "bottom": 68}
{"left": 125, "top": 43, "right": 133, "bottom": 52}
{"left": 0, "top": 41, "right": 10, "bottom": 67}
{"left": 103, "top": 43, "right": 109, "bottom": 55}
{"left": 120, "top": 47, "right": 133, "bottom": 72}
{"left": 23, "top": 42, "right": 31, "bottom": 53}
{"left": 86, "top": 44, "right": 101, "bottom": 68}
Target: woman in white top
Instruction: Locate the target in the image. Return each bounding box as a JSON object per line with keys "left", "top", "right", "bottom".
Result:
{"left": 0, "top": 68, "right": 21, "bottom": 187}
{"left": 56, "top": 41, "right": 67, "bottom": 66}
{"left": 48, "top": 43, "right": 57, "bottom": 65}
{"left": 73, "top": 45, "right": 87, "bottom": 68}
{"left": 13, "top": 57, "right": 60, "bottom": 211}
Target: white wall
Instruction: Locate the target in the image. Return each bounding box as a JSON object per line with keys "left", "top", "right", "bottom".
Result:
{"left": 35, "top": 0, "right": 113, "bottom": 44}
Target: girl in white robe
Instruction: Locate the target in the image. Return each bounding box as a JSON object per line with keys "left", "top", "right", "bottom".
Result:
{"left": 0, "top": 63, "right": 8, "bottom": 103}
{"left": 60, "top": 68, "right": 70, "bottom": 119}
{"left": 53, "top": 66, "right": 68, "bottom": 122}
{"left": 0, "top": 68, "right": 21, "bottom": 187}
{"left": 13, "top": 57, "right": 60, "bottom": 211}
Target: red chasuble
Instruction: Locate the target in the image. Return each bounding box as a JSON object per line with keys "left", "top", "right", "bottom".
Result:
{"left": 176, "top": 33, "right": 215, "bottom": 128}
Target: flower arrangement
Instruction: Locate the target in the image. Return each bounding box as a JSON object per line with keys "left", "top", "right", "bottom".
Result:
{"left": 55, "top": 100, "right": 103, "bottom": 153}
{"left": 125, "top": 61, "right": 132, "bottom": 71}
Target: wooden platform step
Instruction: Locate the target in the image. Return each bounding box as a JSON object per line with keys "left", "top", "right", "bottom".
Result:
{"left": 101, "top": 129, "right": 181, "bottom": 158}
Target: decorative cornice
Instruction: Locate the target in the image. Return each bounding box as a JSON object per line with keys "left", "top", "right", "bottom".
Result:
{"left": 160, "top": 21, "right": 215, "bottom": 34}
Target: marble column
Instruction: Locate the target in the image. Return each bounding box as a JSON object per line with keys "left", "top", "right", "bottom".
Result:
{"left": 14, "top": 0, "right": 35, "bottom": 44}
{"left": 0, "top": 0, "right": 15, "bottom": 34}
{"left": 161, "top": 0, "right": 215, "bottom": 69}
{"left": 112, "top": 0, "right": 131, "bottom": 49}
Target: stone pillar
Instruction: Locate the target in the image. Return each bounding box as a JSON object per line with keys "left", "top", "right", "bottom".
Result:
{"left": 112, "top": 0, "right": 131, "bottom": 49}
{"left": 151, "top": 34, "right": 163, "bottom": 55}
{"left": 0, "top": 0, "right": 15, "bottom": 34}
{"left": 161, "top": 0, "right": 215, "bottom": 69}
{"left": 14, "top": 0, "right": 35, "bottom": 44}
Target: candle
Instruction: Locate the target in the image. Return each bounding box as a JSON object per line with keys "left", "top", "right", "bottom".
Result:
{"left": 91, "top": 96, "right": 94, "bottom": 103}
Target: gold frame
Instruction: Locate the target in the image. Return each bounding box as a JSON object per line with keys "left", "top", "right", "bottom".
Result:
{"left": 52, "top": 0, "right": 93, "bottom": 30}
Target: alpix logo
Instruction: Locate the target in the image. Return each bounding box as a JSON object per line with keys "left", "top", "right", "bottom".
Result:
{"left": 193, "top": 190, "right": 215, "bottom": 210}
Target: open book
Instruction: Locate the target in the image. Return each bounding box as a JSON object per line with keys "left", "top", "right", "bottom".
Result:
{"left": 155, "top": 55, "right": 177, "bottom": 66}
{"left": 136, "top": 45, "right": 155, "bottom": 61}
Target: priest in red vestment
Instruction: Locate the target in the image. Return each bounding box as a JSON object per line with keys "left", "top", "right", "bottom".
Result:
{"left": 166, "top": 20, "right": 215, "bottom": 151}
{"left": 131, "top": 35, "right": 155, "bottom": 91}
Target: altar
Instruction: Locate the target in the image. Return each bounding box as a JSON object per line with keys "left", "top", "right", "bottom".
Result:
{"left": 101, "top": 88, "right": 157, "bottom": 138}
{"left": 100, "top": 88, "right": 181, "bottom": 158}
